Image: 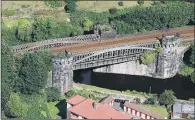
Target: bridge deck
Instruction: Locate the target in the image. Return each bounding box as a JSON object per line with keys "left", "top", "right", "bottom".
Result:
{"left": 51, "top": 26, "right": 194, "bottom": 54}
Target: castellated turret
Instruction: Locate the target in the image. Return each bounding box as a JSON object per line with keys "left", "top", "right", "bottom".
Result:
{"left": 52, "top": 55, "right": 73, "bottom": 96}
{"left": 157, "top": 33, "right": 181, "bottom": 78}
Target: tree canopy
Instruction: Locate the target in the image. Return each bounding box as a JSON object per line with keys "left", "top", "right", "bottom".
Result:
{"left": 19, "top": 53, "right": 48, "bottom": 94}
{"left": 159, "top": 90, "right": 176, "bottom": 107}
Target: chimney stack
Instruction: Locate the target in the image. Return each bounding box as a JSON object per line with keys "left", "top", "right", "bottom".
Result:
{"left": 93, "top": 102, "right": 98, "bottom": 110}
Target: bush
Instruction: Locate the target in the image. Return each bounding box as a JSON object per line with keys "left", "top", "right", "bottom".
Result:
{"left": 44, "top": 1, "right": 63, "bottom": 8}
{"left": 109, "top": 8, "right": 117, "bottom": 14}
{"left": 46, "top": 87, "right": 61, "bottom": 102}
{"left": 21, "top": 5, "right": 30, "bottom": 8}
{"left": 178, "top": 65, "right": 194, "bottom": 76}
{"left": 137, "top": 0, "right": 144, "bottom": 5}
{"left": 2, "top": 9, "right": 22, "bottom": 17}
{"left": 118, "top": 1, "right": 124, "bottom": 6}
{"left": 134, "top": 98, "right": 141, "bottom": 104}
{"left": 140, "top": 51, "right": 156, "bottom": 65}
{"left": 65, "top": 90, "right": 77, "bottom": 98}
{"left": 65, "top": 0, "right": 77, "bottom": 13}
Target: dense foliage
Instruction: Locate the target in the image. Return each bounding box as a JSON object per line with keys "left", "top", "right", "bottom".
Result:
{"left": 5, "top": 92, "right": 29, "bottom": 118}
{"left": 65, "top": 90, "right": 102, "bottom": 101}
{"left": 144, "top": 95, "right": 158, "bottom": 105}
{"left": 178, "top": 45, "right": 195, "bottom": 83}
{"left": 1, "top": 43, "right": 19, "bottom": 109}
{"left": 140, "top": 51, "right": 156, "bottom": 65}
{"left": 70, "top": 10, "right": 109, "bottom": 27}
{"left": 82, "top": 17, "right": 93, "bottom": 31}
{"left": 118, "top": 1, "right": 124, "bottom": 6}
{"left": 2, "top": 17, "right": 83, "bottom": 46}
{"left": 37, "top": 50, "right": 52, "bottom": 72}
{"left": 159, "top": 90, "right": 176, "bottom": 107}
{"left": 137, "top": 0, "right": 144, "bottom": 5}
{"left": 134, "top": 97, "right": 141, "bottom": 104}
{"left": 19, "top": 53, "right": 48, "bottom": 94}
{"left": 111, "top": 1, "right": 194, "bottom": 34}
{"left": 65, "top": 0, "right": 77, "bottom": 12}
{"left": 44, "top": 1, "right": 63, "bottom": 8}
{"left": 45, "top": 87, "right": 61, "bottom": 102}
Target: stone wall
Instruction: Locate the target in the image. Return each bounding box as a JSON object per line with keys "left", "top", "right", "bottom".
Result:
{"left": 52, "top": 56, "right": 74, "bottom": 95}
{"left": 93, "top": 46, "right": 190, "bottom": 79}
{"left": 93, "top": 60, "right": 156, "bottom": 78}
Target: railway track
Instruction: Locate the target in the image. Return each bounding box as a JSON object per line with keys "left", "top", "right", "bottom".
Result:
{"left": 51, "top": 26, "right": 194, "bottom": 54}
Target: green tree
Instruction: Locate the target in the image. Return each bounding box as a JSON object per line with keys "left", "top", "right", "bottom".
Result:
{"left": 65, "top": 0, "right": 77, "bottom": 13}
{"left": 118, "top": 1, "right": 124, "bottom": 6}
{"left": 45, "top": 87, "right": 61, "bottom": 102}
{"left": 16, "top": 19, "right": 32, "bottom": 42}
{"left": 82, "top": 17, "right": 93, "bottom": 31}
{"left": 178, "top": 65, "right": 194, "bottom": 76}
{"left": 137, "top": 0, "right": 144, "bottom": 5}
{"left": 141, "top": 51, "right": 156, "bottom": 65}
{"left": 1, "top": 43, "right": 19, "bottom": 109}
{"left": 37, "top": 50, "right": 52, "bottom": 72}
{"left": 5, "top": 92, "right": 29, "bottom": 117}
{"left": 44, "top": 1, "right": 63, "bottom": 8}
{"left": 144, "top": 94, "right": 158, "bottom": 105}
{"left": 19, "top": 53, "right": 48, "bottom": 94}
{"left": 134, "top": 97, "right": 141, "bottom": 104}
{"left": 31, "top": 17, "right": 56, "bottom": 42}
{"left": 159, "top": 90, "right": 176, "bottom": 108}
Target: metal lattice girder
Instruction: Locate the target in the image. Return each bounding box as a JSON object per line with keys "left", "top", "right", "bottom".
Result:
{"left": 74, "top": 46, "right": 156, "bottom": 64}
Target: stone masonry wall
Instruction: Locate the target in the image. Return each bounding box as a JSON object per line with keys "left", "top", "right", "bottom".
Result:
{"left": 52, "top": 56, "right": 73, "bottom": 95}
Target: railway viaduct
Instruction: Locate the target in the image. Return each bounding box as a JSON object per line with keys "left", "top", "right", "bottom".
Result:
{"left": 11, "top": 26, "right": 194, "bottom": 95}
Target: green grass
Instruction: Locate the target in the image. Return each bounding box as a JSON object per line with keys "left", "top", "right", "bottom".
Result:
{"left": 75, "top": 84, "right": 152, "bottom": 98}
{"left": 76, "top": 1, "right": 153, "bottom": 13}
{"left": 139, "top": 104, "right": 168, "bottom": 118}
{"left": 2, "top": 1, "right": 47, "bottom": 10}
{"left": 47, "top": 102, "right": 59, "bottom": 119}
{"left": 3, "top": 18, "right": 33, "bottom": 28}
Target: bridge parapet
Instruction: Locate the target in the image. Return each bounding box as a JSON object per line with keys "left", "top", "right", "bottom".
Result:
{"left": 11, "top": 33, "right": 100, "bottom": 53}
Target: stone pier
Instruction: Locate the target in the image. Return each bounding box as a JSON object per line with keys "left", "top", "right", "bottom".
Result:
{"left": 52, "top": 55, "right": 73, "bottom": 95}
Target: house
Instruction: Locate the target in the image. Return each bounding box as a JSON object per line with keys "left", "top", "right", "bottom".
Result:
{"left": 172, "top": 101, "right": 194, "bottom": 119}
{"left": 99, "top": 95, "right": 114, "bottom": 106}
{"left": 66, "top": 95, "right": 133, "bottom": 119}
{"left": 124, "top": 101, "right": 165, "bottom": 119}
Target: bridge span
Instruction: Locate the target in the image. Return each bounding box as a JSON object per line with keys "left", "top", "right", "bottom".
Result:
{"left": 11, "top": 26, "right": 194, "bottom": 54}
{"left": 51, "top": 33, "right": 194, "bottom": 95}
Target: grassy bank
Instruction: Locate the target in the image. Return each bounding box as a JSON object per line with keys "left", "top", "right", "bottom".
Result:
{"left": 75, "top": 83, "right": 152, "bottom": 98}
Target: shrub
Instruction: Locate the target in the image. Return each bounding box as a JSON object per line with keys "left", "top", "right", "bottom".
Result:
{"left": 44, "top": 1, "right": 63, "bottom": 8}
{"left": 140, "top": 51, "right": 156, "bottom": 65}
{"left": 118, "top": 1, "right": 124, "bottom": 6}
{"left": 21, "top": 5, "right": 30, "bottom": 8}
{"left": 134, "top": 98, "right": 141, "bottom": 104}
{"left": 65, "top": 0, "right": 77, "bottom": 13}
{"left": 109, "top": 8, "right": 117, "bottom": 14}
{"left": 137, "top": 0, "right": 144, "bottom": 5}
{"left": 65, "top": 90, "right": 77, "bottom": 98}
{"left": 45, "top": 87, "right": 61, "bottom": 102}
{"left": 2, "top": 9, "right": 22, "bottom": 17}
{"left": 178, "top": 65, "right": 194, "bottom": 76}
